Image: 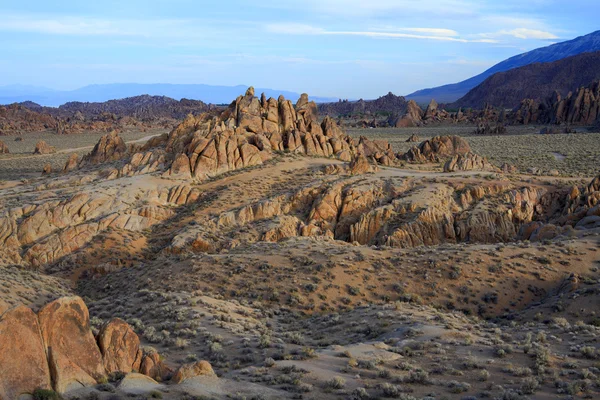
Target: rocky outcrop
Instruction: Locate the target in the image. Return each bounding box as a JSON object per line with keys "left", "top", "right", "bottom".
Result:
{"left": 510, "top": 81, "right": 600, "bottom": 126}
{"left": 394, "top": 101, "right": 423, "bottom": 127}
{"left": 0, "top": 306, "right": 52, "bottom": 400}
{"left": 0, "top": 297, "right": 170, "bottom": 396}
{"left": 37, "top": 297, "right": 107, "bottom": 393}
{"left": 172, "top": 361, "right": 216, "bottom": 384}
{"left": 319, "top": 92, "right": 409, "bottom": 118}
{"left": 349, "top": 154, "right": 378, "bottom": 175}
{"left": 97, "top": 318, "right": 143, "bottom": 375}
{"left": 81, "top": 130, "right": 127, "bottom": 165}
{"left": 443, "top": 153, "right": 497, "bottom": 172}
{"left": 0, "top": 140, "right": 9, "bottom": 154}
{"left": 140, "top": 350, "right": 173, "bottom": 382}
{"left": 406, "top": 134, "right": 419, "bottom": 142}
{"left": 34, "top": 140, "right": 56, "bottom": 154}
{"left": 402, "top": 136, "right": 471, "bottom": 163}
{"left": 63, "top": 153, "right": 79, "bottom": 172}
{"left": 474, "top": 123, "right": 507, "bottom": 135}
{"left": 109, "top": 88, "right": 394, "bottom": 182}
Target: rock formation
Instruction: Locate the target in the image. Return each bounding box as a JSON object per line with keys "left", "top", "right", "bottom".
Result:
{"left": 0, "top": 305, "right": 52, "bottom": 399}
{"left": 34, "top": 140, "right": 56, "bottom": 154}
{"left": 63, "top": 153, "right": 79, "bottom": 172}
{"left": 37, "top": 296, "right": 107, "bottom": 393}
{"left": 402, "top": 136, "right": 471, "bottom": 163}
{"left": 81, "top": 130, "right": 127, "bottom": 165}
{"left": 97, "top": 318, "right": 143, "bottom": 375}
{"left": 172, "top": 361, "right": 216, "bottom": 384}
{"left": 443, "top": 153, "right": 497, "bottom": 172}
{"left": 406, "top": 134, "right": 419, "bottom": 142}
{"left": 393, "top": 100, "right": 423, "bottom": 127}
{"left": 0, "top": 296, "right": 174, "bottom": 396}
{"left": 0, "top": 140, "right": 9, "bottom": 154}
{"left": 98, "top": 87, "right": 395, "bottom": 181}
{"left": 474, "top": 123, "right": 507, "bottom": 135}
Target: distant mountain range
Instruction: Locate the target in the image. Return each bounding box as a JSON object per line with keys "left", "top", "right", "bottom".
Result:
{"left": 406, "top": 30, "right": 600, "bottom": 104}
{"left": 452, "top": 51, "right": 600, "bottom": 109}
{"left": 0, "top": 83, "right": 339, "bottom": 107}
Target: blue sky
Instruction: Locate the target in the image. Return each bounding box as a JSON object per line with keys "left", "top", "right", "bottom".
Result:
{"left": 0, "top": 0, "right": 597, "bottom": 98}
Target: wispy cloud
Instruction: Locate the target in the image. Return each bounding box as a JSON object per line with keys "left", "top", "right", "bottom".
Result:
{"left": 498, "top": 28, "right": 558, "bottom": 40}
{"left": 265, "top": 24, "right": 496, "bottom": 43}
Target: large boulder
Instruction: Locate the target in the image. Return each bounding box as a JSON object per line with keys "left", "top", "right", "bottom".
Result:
{"left": 34, "top": 140, "right": 56, "bottom": 155}
{"left": 0, "top": 306, "right": 52, "bottom": 399}
{"left": 63, "top": 153, "right": 79, "bottom": 172}
{"left": 444, "top": 152, "right": 496, "bottom": 173}
{"left": 0, "top": 140, "right": 9, "bottom": 154}
{"left": 172, "top": 361, "right": 216, "bottom": 384}
{"left": 140, "top": 350, "right": 173, "bottom": 382}
{"left": 402, "top": 136, "right": 471, "bottom": 163}
{"left": 97, "top": 318, "right": 143, "bottom": 375}
{"left": 82, "top": 131, "right": 127, "bottom": 164}
{"left": 38, "top": 297, "right": 106, "bottom": 393}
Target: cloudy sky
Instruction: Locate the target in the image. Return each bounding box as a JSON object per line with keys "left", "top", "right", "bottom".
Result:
{"left": 0, "top": 0, "right": 597, "bottom": 98}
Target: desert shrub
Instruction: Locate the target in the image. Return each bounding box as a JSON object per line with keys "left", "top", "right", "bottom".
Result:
{"left": 33, "top": 389, "right": 62, "bottom": 400}
{"left": 520, "top": 377, "right": 539, "bottom": 394}
{"left": 326, "top": 376, "right": 346, "bottom": 389}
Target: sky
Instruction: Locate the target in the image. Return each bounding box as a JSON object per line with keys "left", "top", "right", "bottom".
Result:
{"left": 0, "top": 0, "right": 598, "bottom": 99}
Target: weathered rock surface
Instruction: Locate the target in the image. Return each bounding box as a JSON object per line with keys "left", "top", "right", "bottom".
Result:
{"left": 0, "top": 305, "right": 52, "bottom": 400}
{"left": 34, "top": 140, "right": 56, "bottom": 154}
{"left": 0, "top": 296, "right": 171, "bottom": 395}
{"left": 172, "top": 361, "right": 216, "bottom": 384}
{"left": 402, "top": 136, "right": 471, "bottom": 163}
{"left": 0, "top": 140, "right": 9, "bottom": 154}
{"left": 140, "top": 350, "right": 173, "bottom": 382}
{"left": 63, "top": 153, "right": 79, "bottom": 172}
{"left": 394, "top": 101, "right": 423, "bottom": 127}
{"left": 474, "top": 123, "right": 507, "bottom": 135}
{"left": 81, "top": 130, "right": 127, "bottom": 165}
{"left": 97, "top": 318, "right": 143, "bottom": 375}
{"left": 444, "top": 152, "right": 496, "bottom": 172}
{"left": 406, "top": 134, "right": 419, "bottom": 142}
{"left": 38, "top": 297, "right": 107, "bottom": 393}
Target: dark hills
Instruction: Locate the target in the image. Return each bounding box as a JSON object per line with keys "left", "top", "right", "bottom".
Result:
{"left": 452, "top": 51, "right": 600, "bottom": 109}
{"left": 318, "top": 92, "right": 408, "bottom": 117}
{"left": 406, "top": 30, "right": 600, "bottom": 103}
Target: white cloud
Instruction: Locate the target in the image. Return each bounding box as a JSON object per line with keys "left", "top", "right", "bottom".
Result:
{"left": 394, "top": 28, "right": 459, "bottom": 37}
{"left": 265, "top": 23, "right": 325, "bottom": 35}
{"left": 498, "top": 28, "right": 558, "bottom": 40}
{"left": 266, "top": 24, "right": 496, "bottom": 43}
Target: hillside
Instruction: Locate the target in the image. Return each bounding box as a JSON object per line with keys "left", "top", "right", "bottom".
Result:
{"left": 406, "top": 30, "right": 600, "bottom": 103}
{"left": 453, "top": 51, "right": 600, "bottom": 109}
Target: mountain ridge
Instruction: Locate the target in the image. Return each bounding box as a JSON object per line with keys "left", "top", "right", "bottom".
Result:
{"left": 452, "top": 51, "right": 600, "bottom": 109}
{"left": 0, "top": 83, "right": 339, "bottom": 107}
{"left": 406, "top": 30, "right": 600, "bottom": 103}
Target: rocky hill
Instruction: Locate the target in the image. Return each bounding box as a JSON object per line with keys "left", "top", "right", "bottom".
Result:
{"left": 0, "top": 95, "right": 212, "bottom": 134}
{"left": 453, "top": 51, "right": 600, "bottom": 109}
{"left": 511, "top": 80, "right": 600, "bottom": 125}
{"left": 54, "top": 95, "right": 210, "bottom": 121}
{"left": 0, "top": 103, "right": 58, "bottom": 133}
{"left": 318, "top": 92, "right": 409, "bottom": 118}
{"left": 407, "top": 30, "right": 600, "bottom": 103}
